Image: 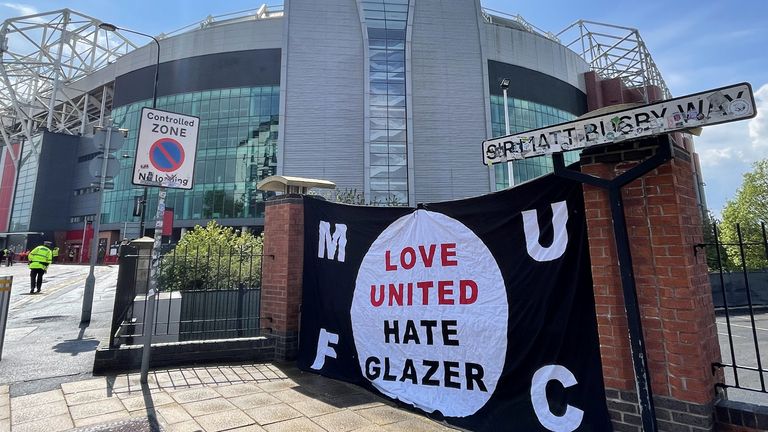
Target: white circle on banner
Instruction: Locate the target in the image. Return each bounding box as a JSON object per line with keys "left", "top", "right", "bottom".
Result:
{"left": 351, "top": 210, "right": 508, "bottom": 417}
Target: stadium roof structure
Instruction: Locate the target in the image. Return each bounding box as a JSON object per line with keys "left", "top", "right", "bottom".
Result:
{"left": 0, "top": 4, "right": 668, "bottom": 162}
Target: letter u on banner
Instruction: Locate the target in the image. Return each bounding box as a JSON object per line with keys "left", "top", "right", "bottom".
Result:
{"left": 522, "top": 201, "right": 568, "bottom": 262}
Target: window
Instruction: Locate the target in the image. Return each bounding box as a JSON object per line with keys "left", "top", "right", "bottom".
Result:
{"left": 104, "top": 85, "right": 280, "bottom": 224}
{"left": 362, "top": 0, "right": 411, "bottom": 205}
{"left": 490, "top": 95, "right": 580, "bottom": 189}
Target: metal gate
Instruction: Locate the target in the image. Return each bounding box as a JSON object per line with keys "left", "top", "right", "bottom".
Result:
{"left": 705, "top": 221, "right": 768, "bottom": 395}
{"left": 109, "top": 243, "right": 264, "bottom": 347}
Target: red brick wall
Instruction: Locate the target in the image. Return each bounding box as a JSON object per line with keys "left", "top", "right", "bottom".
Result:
{"left": 583, "top": 153, "right": 722, "bottom": 406}
{"left": 260, "top": 196, "right": 304, "bottom": 358}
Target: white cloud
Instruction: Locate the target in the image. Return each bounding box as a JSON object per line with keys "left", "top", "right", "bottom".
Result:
{"left": 695, "top": 83, "right": 768, "bottom": 216}
{"left": 1, "top": 2, "right": 38, "bottom": 17}
{"left": 748, "top": 84, "right": 768, "bottom": 153}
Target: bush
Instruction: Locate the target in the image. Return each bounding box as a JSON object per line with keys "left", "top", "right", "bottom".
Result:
{"left": 158, "top": 221, "right": 263, "bottom": 291}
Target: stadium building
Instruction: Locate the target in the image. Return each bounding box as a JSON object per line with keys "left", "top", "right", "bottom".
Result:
{"left": 0, "top": 1, "right": 690, "bottom": 259}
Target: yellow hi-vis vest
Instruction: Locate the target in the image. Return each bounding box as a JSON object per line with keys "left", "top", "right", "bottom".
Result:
{"left": 28, "top": 245, "right": 52, "bottom": 270}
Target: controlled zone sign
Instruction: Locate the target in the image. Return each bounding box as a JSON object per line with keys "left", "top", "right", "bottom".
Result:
{"left": 482, "top": 82, "right": 757, "bottom": 165}
{"left": 133, "top": 107, "right": 199, "bottom": 189}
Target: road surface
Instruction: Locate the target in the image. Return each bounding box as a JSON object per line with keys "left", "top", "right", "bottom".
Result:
{"left": 0, "top": 263, "right": 118, "bottom": 397}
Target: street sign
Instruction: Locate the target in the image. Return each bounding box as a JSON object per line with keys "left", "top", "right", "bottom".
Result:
{"left": 93, "top": 128, "right": 125, "bottom": 152}
{"left": 133, "top": 107, "right": 199, "bottom": 190}
{"left": 88, "top": 154, "right": 120, "bottom": 179}
{"left": 482, "top": 82, "right": 757, "bottom": 165}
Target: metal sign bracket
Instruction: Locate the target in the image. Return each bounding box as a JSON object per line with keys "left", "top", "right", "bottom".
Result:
{"left": 552, "top": 137, "right": 673, "bottom": 432}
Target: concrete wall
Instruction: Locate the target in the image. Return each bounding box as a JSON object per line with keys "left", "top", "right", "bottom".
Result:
{"left": 279, "top": 0, "right": 366, "bottom": 192}
{"left": 482, "top": 23, "right": 590, "bottom": 93}
{"left": 409, "top": 0, "right": 490, "bottom": 203}
{"left": 66, "top": 17, "right": 284, "bottom": 98}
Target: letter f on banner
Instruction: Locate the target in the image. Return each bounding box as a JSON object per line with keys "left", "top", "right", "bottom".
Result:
{"left": 318, "top": 221, "right": 347, "bottom": 262}
{"left": 311, "top": 328, "right": 339, "bottom": 370}
{"left": 522, "top": 201, "right": 568, "bottom": 262}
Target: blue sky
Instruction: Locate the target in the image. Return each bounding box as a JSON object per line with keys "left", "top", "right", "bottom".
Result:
{"left": 2, "top": 1, "right": 766, "bottom": 216}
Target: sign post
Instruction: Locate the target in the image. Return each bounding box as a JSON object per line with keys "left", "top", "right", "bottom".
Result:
{"left": 480, "top": 83, "right": 757, "bottom": 432}
{"left": 0, "top": 276, "right": 11, "bottom": 361}
{"left": 133, "top": 107, "right": 199, "bottom": 383}
{"left": 482, "top": 83, "right": 756, "bottom": 165}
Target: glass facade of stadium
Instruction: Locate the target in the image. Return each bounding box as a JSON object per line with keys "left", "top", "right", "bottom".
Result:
{"left": 104, "top": 86, "right": 279, "bottom": 225}
{"left": 0, "top": 1, "right": 609, "bottom": 254}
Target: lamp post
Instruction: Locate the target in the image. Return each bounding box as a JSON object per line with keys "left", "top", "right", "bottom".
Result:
{"left": 99, "top": 23, "right": 160, "bottom": 238}
{"left": 500, "top": 78, "right": 514, "bottom": 188}
{"left": 94, "top": 23, "right": 163, "bottom": 384}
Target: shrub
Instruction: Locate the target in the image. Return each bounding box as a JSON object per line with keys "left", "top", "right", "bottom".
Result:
{"left": 158, "top": 221, "right": 263, "bottom": 291}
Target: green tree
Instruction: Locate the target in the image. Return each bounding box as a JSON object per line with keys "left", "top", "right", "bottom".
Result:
{"left": 720, "top": 159, "right": 768, "bottom": 270}
{"left": 158, "top": 221, "right": 263, "bottom": 291}
{"left": 701, "top": 211, "right": 733, "bottom": 271}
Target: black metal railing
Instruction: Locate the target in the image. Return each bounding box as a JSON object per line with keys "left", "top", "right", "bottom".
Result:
{"left": 706, "top": 221, "right": 768, "bottom": 394}
{"left": 110, "top": 243, "right": 266, "bottom": 347}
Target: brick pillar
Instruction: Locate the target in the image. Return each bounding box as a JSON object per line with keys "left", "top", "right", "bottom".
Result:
{"left": 261, "top": 195, "right": 304, "bottom": 360}
{"left": 582, "top": 141, "right": 722, "bottom": 431}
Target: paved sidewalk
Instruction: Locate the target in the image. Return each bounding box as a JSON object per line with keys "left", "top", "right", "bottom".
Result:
{"left": 0, "top": 362, "right": 455, "bottom": 432}
{"left": 0, "top": 264, "right": 118, "bottom": 396}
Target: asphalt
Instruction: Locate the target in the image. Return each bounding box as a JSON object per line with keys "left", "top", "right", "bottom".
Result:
{"left": 716, "top": 311, "right": 768, "bottom": 406}
{"left": 0, "top": 263, "right": 118, "bottom": 397}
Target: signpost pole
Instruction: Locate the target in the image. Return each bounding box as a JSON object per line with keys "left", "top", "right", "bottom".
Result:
{"left": 81, "top": 127, "right": 113, "bottom": 324}
{"left": 551, "top": 140, "right": 674, "bottom": 432}
{"left": 140, "top": 186, "right": 166, "bottom": 383}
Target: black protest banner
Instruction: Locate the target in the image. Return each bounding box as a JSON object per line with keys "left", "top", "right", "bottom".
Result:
{"left": 298, "top": 172, "right": 611, "bottom": 431}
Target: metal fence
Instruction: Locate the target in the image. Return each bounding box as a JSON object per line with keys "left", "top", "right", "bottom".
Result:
{"left": 707, "top": 222, "right": 768, "bottom": 395}
{"left": 110, "top": 243, "right": 265, "bottom": 347}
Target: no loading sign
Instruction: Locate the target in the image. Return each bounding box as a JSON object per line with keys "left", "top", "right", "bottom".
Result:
{"left": 133, "top": 107, "right": 199, "bottom": 190}
{"left": 149, "top": 138, "right": 185, "bottom": 172}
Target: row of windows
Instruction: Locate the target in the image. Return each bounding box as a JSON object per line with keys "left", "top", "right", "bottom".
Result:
{"left": 9, "top": 137, "right": 40, "bottom": 232}
{"left": 363, "top": 0, "right": 411, "bottom": 203}
{"left": 102, "top": 85, "right": 279, "bottom": 224}
{"left": 78, "top": 152, "right": 102, "bottom": 163}
{"left": 70, "top": 214, "right": 95, "bottom": 224}
{"left": 490, "top": 96, "right": 579, "bottom": 190}
{"left": 73, "top": 186, "right": 99, "bottom": 196}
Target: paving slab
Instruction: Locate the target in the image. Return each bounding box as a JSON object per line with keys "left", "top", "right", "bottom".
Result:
{"left": 271, "top": 389, "right": 315, "bottom": 404}
{"left": 10, "top": 412, "right": 73, "bottom": 432}
{"left": 356, "top": 405, "right": 421, "bottom": 426}
{"left": 156, "top": 403, "right": 194, "bottom": 425}
{"left": 245, "top": 403, "right": 302, "bottom": 425}
{"left": 170, "top": 387, "right": 221, "bottom": 404}
{"left": 214, "top": 383, "right": 263, "bottom": 398}
{"left": 119, "top": 391, "right": 175, "bottom": 412}
{"left": 72, "top": 410, "right": 132, "bottom": 428}
{"left": 163, "top": 419, "right": 203, "bottom": 432}
{"left": 312, "top": 409, "right": 374, "bottom": 432}
{"left": 195, "top": 408, "right": 254, "bottom": 432}
{"left": 11, "top": 399, "right": 68, "bottom": 425}
{"left": 290, "top": 398, "right": 342, "bottom": 418}
{"left": 181, "top": 397, "right": 236, "bottom": 417}
{"left": 382, "top": 418, "right": 453, "bottom": 432}
{"left": 69, "top": 398, "right": 126, "bottom": 420}
{"left": 65, "top": 388, "right": 114, "bottom": 406}
{"left": 263, "top": 417, "right": 326, "bottom": 432}
{"left": 229, "top": 392, "right": 281, "bottom": 410}
{"left": 61, "top": 378, "right": 109, "bottom": 395}
{"left": 10, "top": 389, "right": 63, "bottom": 409}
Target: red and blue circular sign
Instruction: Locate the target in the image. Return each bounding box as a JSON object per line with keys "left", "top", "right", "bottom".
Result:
{"left": 149, "top": 138, "right": 185, "bottom": 172}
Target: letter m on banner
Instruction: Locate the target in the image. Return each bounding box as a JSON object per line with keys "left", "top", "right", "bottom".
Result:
{"left": 318, "top": 221, "right": 347, "bottom": 262}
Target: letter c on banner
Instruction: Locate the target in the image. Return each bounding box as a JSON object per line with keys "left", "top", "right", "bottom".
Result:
{"left": 522, "top": 201, "right": 568, "bottom": 262}
{"left": 530, "top": 365, "right": 584, "bottom": 432}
